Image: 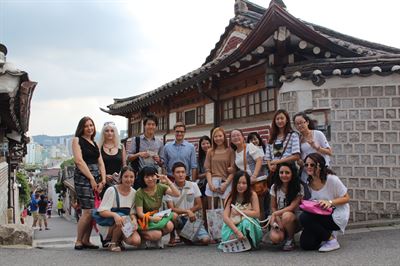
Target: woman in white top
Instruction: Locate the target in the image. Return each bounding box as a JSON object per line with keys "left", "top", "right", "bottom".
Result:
{"left": 98, "top": 166, "right": 140, "bottom": 252}
{"left": 299, "top": 153, "right": 350, "bottom": 252}
{"left": 293, "top": 112, "right": 332, "bottom": 184}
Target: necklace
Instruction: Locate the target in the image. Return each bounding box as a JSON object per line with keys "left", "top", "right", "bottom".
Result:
{"left": 103, "top": 144, "right": 116, "bottom": 152}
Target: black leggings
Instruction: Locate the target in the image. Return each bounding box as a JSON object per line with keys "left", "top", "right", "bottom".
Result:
{"left": 299, "top": 211, "right": 340, "bottom": 250}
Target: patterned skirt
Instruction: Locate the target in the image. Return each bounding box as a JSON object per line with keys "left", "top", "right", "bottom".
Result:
{"left": 74, "top": 164, "right": 100, "bottom": 209}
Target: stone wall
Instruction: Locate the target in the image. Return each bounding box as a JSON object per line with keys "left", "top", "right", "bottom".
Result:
{"left": 280, "top": 75, "right": 400, "bottom": 223}
{"left": 0, "top": 162, "right": 9, "bottom": 225}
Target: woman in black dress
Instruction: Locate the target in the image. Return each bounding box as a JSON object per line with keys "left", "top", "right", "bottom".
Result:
{"left": 98, "top": 121, "right": 126, "bottom": 198}
{"left": 72, "top": 116, "right": 106, "bottom": 250}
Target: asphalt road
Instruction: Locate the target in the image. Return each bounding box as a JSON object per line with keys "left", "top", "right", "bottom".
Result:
{"left": 2, "top": 216, "right": 400, "bottom": 266}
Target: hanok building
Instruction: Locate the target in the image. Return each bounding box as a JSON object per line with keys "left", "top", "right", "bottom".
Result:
{"left": 103, "top": 0, "right": 400, "bottom": 223}
{"left": 0, "top": 44, "right": 37, "bottom": 224}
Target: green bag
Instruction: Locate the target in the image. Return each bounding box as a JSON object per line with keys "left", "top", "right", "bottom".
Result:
{"left": 138, "top": 212, "right": 174, "bottom": 231}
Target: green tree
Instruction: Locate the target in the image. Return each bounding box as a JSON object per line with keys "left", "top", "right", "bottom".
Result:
{"left": 54, "top": 181, "right": 65, "bottom": 194}
{"left": 16, "top": 171, "right": 31, "bottom": 206}
{"left": 60, "top": 158, "right": 74, "bottom": 169}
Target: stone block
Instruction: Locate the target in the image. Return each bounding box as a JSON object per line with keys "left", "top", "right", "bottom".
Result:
{"left": 372, "top": 155, "right": 384, "bottom": 165}
{"left": 360, "top": 86, "right": 371, "bottom": 96}
{"left": 354, "top": 144, "right": 365, "bottom": 154}
{"left": 392, "top": 167, "right": 400, "bottom": 177}
{"left": 372, "top": 178, "right": 383, "bottom": 189}
{"left": 331, "top": 121, "right": 342, "bottom": 131}
{"left": 337, "top": 110, "right": 347, "bottom": 119}
{"left": 379, "top": 167, "right": 391, "bottom": 178}
{"left": 373, "top": 109, "right": 384, "bottom": 119}
{"left": 368, "top": 213, "right": 379, "bottom": 220}
{"left": 348, "top": 87, "right": 360, "bottom": 97}
{"left": 385, "top": 132, "right": 398, "bottom": 143}
{"left": 336, "top": 88, "right": 348, "bottom": 97}
{"left": 366, "top": 144, "right": 378, "bottom": 153}
{"left": 349, "top": 110, "right": 359, "bottom": 120}
{"left": 354, "top": 98, "right": 365, "bottom": 108}
{"left": 360, "top": 110, "right": 371, "bottom": 119}
{"left": 386, "top": 109, "right": 396, "bottom": 119}
{"left": 380, "top": 121, "right": 390, "bottom": 131}
{"left": 312, "top": 89, "right": 322, "bottom": 98}
{"left": 361, "top": 132, "right": 372, "bottom": 142}
{"left": 319, "top": 99, "right": 330, "bottom": 107}
{"left": 342, "top": 99, "right": 353, "bottom": 108}
{"left": 337, "top": 132, "right": 348, "bottom": 143}
{"left": 367, "top": 167, "right": 378, "bottom": 178}
{"left": 342, "top": 167, "right": 353, "bottom": 176}
{"left": 354, "top": 167, "right": 366, "bottom": 176}
{"left": 392, "top": 121, "right": 400, "bottom": 131}
{"left": 343, "top": 122, "right": 353, "bottom": 131}
{"left": 367, "top": 121, "right": 378, "bottom": 131}
{"left": 331, "top": 166, "right": 341, "bottom": 176}
{"left": 360, "top": 201, "right": 372, "bottom": 211}
{"left": 367, "top": 190, "right": 379, "bottom": 200}
{"left": 331, "top": 99, "right": 340, "bottom": 109}
{"left": 392, "top": 144, "right": 400, "bottom": 154}
{"left": 355, "top": 121, "right": 366, "bottom": 131}
{"left": 360, "top": 178, "right": 371, "bottom": 188}
{"left": 0, "top": 224, "right": 33, "bottom": 246}
{"left": 393, "top": 192, "right": 400, "bottom": 201}
{"left": 380, "top": 191, "right": 390, "bottom": 201}
{"left": 366, "top": 98, "right": 378, "bottom": 108}
{"left": 348, "top": 155, "right": 360, "bottom": 165}
{"left": 335, "top": 155, "right": 347, "bottom": 165}
{"left": 380, "top": 144, "right": 390, "bottom": 154}
{"left": 379, "top": 98, "right": 391, "bottom": 107}
{"left": 349, "top": 200, "right": 358, "bottom": 211}
{"left": 385, "top": 155, "right": 396, "bottom": 165}
{"left": 343, "top": 144, "right": 353, "bottom": 153}
{"left": 355, "top": 212, "right": 366, "bottom": 222}
{"left": 372, "top": 86, "right": 384, "bottom": 96}
{"left": 348, "top": 177, "right": 359, "bottom": 187}
{"left": 361, "top": 155, "right": 371, "bottom": 165}
{"left": 392, "top": 97, "right": 400, "bottom": 107}
{"left": 373, "top": 202, "right": 384, "bottom": 211}
{"left": 385, "top": 179, "right": 396, "bottom": 189}
{"left": 373, "top": 132, "right": 384, "bottom": 142}
{"left": 386, "top": 202, "right": 397, "bottom": 212}
{"left": 332, "top": 144, "right": 342, "bottom": 153}
{"left": 355, "top": 189, "right": 366, "bottom": 200}
{"left": 384, "top": 85, "right": 397, "bottom": 96}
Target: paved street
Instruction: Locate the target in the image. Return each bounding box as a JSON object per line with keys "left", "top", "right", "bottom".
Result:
{"left": 1, "top": 216, "right": 400, "bottom": 266}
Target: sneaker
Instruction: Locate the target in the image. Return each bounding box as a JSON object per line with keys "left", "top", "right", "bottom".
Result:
{"left": 282, "top": 239, "right": 295, "bottom": 251}
{"left": 318, "top": 238, "right": 340, "bottom": 252}
{"left": 156, "top": 240, "right": 164, "bottom": 249}
{"left": 45, "top": 228, "right": 50, "bottom": 230}
{"left": 39, "top": 228, "right": 42, "bottom": 231}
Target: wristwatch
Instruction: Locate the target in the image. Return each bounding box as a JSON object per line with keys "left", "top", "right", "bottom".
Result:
{"left": 328, "top": 200, "right": 333, "bottom": 206}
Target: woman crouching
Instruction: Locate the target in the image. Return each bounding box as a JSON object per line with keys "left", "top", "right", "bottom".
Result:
{"left": 219, "top": 171, "right": 262, "bottom": 250}
{"left": 97, "top": 166, "right": 140, "bottom": 252}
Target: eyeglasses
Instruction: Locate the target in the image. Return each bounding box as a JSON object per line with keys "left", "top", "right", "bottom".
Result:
{"left": 295, "top": 121, "right": 307, "bottom": 126}
{"left": 104, "top": 121, "right": 116, "bottom": 127}
{"left": 175, "top": 130, "right": 185, "bottom": 134}
{"left": 305, "top": 163, "right": 316, "bottom": 168}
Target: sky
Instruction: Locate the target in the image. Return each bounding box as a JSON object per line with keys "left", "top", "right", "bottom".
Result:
{"left": 1, "top": 0, "right": 400, "bottom": 137}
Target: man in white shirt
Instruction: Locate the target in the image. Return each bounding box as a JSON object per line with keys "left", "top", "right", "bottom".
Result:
{"left": 166, "top": 162, "right": 210, "bottom": 246}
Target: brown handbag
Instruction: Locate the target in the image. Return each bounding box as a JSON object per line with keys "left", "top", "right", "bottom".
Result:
{"left": 242, "top": 144, "right": 268, "bottom": 196}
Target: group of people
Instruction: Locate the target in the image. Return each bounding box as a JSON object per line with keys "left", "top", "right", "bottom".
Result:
{"left": 29, "top": 189, "right": 52, "bottom": 230}
{"left": 71, "top": 109, "right": 349, "bottom": 253}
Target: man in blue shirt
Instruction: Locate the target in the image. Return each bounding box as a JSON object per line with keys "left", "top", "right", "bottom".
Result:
{"left": 30, "top": 190, "right": 40, "bottom": 228}
{"left": 164, "top": 122, "right": 197, "bottom": 181}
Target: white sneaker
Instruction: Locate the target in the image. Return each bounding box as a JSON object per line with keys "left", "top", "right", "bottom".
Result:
{"left": 156, "top": 240, "right": 164, "bottom": 249}
{"left": 318, "top": 238, "right": 340, "bottom": 252}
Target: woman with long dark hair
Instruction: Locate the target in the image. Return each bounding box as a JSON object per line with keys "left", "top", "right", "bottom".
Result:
{"left": 299, "top": 153, "right": 350, "bottom": 252}
{"left": 269, "top": 162, "right": 303, "bottom": 251}
{"left": 293, "top": 112, "right": 332, "bottom": 185}
{"left": 219, "top": 171, "right": 262, "bottom": 250}
{"left": 72, "top": 116, "right": 106, "bottom": 250}
{"left": 197, "top": 135, "right": 211, "bottom": 219}
{"left": 247, "top": 132, "right": 266, "bottom": 153}
{"left": 266, "top": 109, "right": 300, "bottom": 186}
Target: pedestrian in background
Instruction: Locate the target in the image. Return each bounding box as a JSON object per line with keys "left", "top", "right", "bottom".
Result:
{"left": 38, "top": 195, "right": 50, "bottom": 231}
{"left": 57, "top": 198, "right": 64, "bottom": 217}
{"left": 47, "top": 199, "right": 53, "bottom": 218}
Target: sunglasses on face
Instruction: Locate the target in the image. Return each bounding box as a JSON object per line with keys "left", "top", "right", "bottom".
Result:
{"left": 305, "top": 163, "right": 316, "bottom": 168}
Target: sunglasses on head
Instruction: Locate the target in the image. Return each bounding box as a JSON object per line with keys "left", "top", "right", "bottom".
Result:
{"left": 104, "top": 121, "right": 116, "bottom": 127}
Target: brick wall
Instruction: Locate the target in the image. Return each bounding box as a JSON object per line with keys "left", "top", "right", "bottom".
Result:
{"left": 0, "top": 162, "right": 9, "bottom": 224}
{"left": 281, "top": 77, "right": 400, "bottom": 223}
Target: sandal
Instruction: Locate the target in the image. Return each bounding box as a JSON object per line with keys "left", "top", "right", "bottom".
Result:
{"left": 167, "top": 240, "right": 177, "bottom": 247}
{"left": 109, "top": 242, "right": 121, "bottom": 252}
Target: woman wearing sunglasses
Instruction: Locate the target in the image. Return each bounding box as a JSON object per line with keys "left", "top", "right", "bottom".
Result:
{"left": 299, "top": 153, "right": 350, "bottom": 252}
{"left": 98, "top": 121, "right": 127, "bottom": 199}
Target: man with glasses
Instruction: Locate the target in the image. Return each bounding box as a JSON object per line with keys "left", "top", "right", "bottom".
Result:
{"left": 164, "top": 122, "right": 197, "bottom": 181}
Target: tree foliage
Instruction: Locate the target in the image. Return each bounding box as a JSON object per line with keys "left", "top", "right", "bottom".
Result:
{"left": 60, "top": 158, "right": 74, "bottom": 169}
{"left": 16, "top": 171, "right": 31, "bottom": 206}
{"left": 54, "top": 181, "right": 65, "bottom": 194}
